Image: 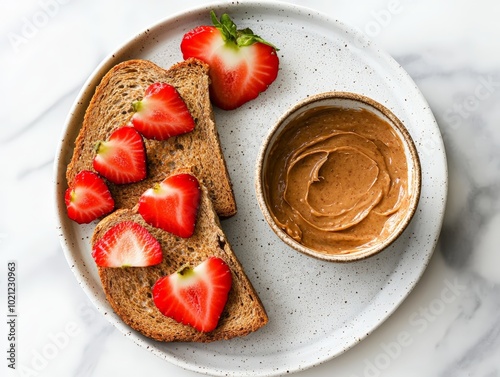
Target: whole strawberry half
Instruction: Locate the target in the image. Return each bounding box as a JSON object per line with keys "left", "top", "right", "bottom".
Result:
{"left": 65, "top": 170, "right": 114, "bottom": 224}
{"left": 181, "top": 11, "right": 280, "bottom": 110}
{"left": 93, "top": 126, "right": 147, "bottom": 184}
{"left": 92, "top": 221, "right": 163, "bottom": 267}
{"left": 152, "top": 256, "right": 232, "bottom": 332}
{"left": 138, "top": 173, "right": 201, "bottom": 238}
{"left": 130, "top": 82, "right": 196, "bottom": 140}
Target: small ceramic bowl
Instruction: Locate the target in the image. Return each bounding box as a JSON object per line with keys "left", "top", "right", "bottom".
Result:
{"left": 255, "top": 92, "right": 422, "bottom": 262}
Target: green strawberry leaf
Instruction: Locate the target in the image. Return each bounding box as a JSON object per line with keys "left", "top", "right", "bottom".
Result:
{"left": 210, "top": 10, "right": 279, "bottom": 51}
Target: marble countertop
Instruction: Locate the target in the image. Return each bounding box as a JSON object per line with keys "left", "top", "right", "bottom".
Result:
{"left": 2, "top": 0, "right": 499, "bottom": 376}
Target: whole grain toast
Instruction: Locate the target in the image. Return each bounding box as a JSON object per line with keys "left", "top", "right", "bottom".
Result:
{"left": 66, "top": 58, "right": 236, "bottom": 218}
{"left": 92, "top": 180, "right": 268, "bottom": 342}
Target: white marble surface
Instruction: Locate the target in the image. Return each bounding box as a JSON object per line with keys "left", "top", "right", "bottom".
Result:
{"left": 1, "top": 0, "right": 499, "bottom": 376}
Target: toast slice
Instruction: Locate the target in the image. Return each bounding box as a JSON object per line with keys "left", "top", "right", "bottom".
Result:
{"left": 66, "top": 58, "right": 236, "bottom": 218}
{"left": 91, "top": 179, "right": 268, "bottom": 342}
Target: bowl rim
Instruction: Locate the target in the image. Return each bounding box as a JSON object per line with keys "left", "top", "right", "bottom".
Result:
{"left": 255, "top": 91, "right": 422, "bottom": 262}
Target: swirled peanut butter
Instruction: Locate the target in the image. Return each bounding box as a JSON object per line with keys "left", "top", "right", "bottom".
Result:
{"left": 264, "top": 106, "right": 409, "bottom": 255}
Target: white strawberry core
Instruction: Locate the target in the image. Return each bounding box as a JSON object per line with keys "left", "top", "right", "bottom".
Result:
{"left": 215, "top": 44, "right": 254, "bottom": 70}
{"left": 112, "top": 228, "right": 148, "bottom": 266}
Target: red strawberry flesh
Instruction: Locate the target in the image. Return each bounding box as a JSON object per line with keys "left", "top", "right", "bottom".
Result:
{"left": 93, "top": 126, "right": 147, "bottom": 184}
{"left": 152, "top": 256, "right": 232, "bottom": 332}
{"left": 181, "top": 11, "right": 279, "bottom": 110}
{"left": 130, "top": 82, "right": 196, "bottom": 140}
{"left": 92, "top": 221, "right": 163, "bottom": 267}
{"left": 65, "top": 170, "right": 114, "bottom": 224}
{"left": 138, "top": 173, "right": 201, "bottom": 238}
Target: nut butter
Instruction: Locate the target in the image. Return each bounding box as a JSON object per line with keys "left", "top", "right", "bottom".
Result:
{"left": 263, "top": 104, "right": 411, "bottom": 255}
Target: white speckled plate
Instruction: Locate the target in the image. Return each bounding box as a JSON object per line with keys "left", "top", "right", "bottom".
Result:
{"left": 54, "top": 1, "right": 447, "bottom": 376}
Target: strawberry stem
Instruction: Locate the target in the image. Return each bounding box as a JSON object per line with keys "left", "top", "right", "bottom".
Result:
{"left": 152, "top": 182, "right": 162, "bottom": 192}
{"left": 210, "top": 10, "right": 279, "bottom": 51}
{"left": 132, "top": 100, "right": 143, "bottom": 112}
{"left": 94, "top": 140, "right": 104, "bottom": 154}
{"left": 177, "top": 265, "right": 194, "bottom": 277}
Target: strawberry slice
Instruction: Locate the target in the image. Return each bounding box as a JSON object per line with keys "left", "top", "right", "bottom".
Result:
{"left": 152, "top": 257, "right": 232, "bottom": 332}
{"left": 93, "top": 126, "right": 147, "bottom": 184}
{"left": 65, "top": 170, "right": 114, "bottom": 224}
{"left": 180, "top": 11, "right": 279, "bottom": 110}
{"left": 92, "top": 221, "right": 163, "bottom": 267}
{"left": 138, "top": 173, "right": 201, "bottom": 238}
{"left": 130, "top": 82, "right": 196, "bottom": 140}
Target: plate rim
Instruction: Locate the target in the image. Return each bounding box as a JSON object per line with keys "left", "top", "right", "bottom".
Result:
{"left": 53, "top": 1, "right": 448, "bottom": 376}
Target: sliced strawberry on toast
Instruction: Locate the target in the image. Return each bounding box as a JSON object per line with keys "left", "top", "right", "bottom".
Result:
{"left": 130, "top": 82, "right": 196, "bottom": 140}
{"left": 152, "top": 256, "right": 232, "bottom": 333}
{"left": 92, "top": 221, "right": 162, "bottom": 267}
{"left": 181, "top": 11, "right": 279, "bottom": 110}
{"left": 90, "top": 177, "right": 268, "bottom": 342}
{"left": 92, "top": 126, "right": 147, "bottom": 184}
{"left": 65, "top": 170, "right": 114, "bottom": 224}
{"left": 138, "top": 173, "right": 201, "bottom": 238}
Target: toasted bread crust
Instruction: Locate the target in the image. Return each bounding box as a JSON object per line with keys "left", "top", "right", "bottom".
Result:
{"left": 92, "top": 183, "right": 268, "bottom": 342}
{"left": 71, "top": 60, "right": 265, "bottom": 342}
{"left": 66, "top": 58, "right": 236, "bottom": 217}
